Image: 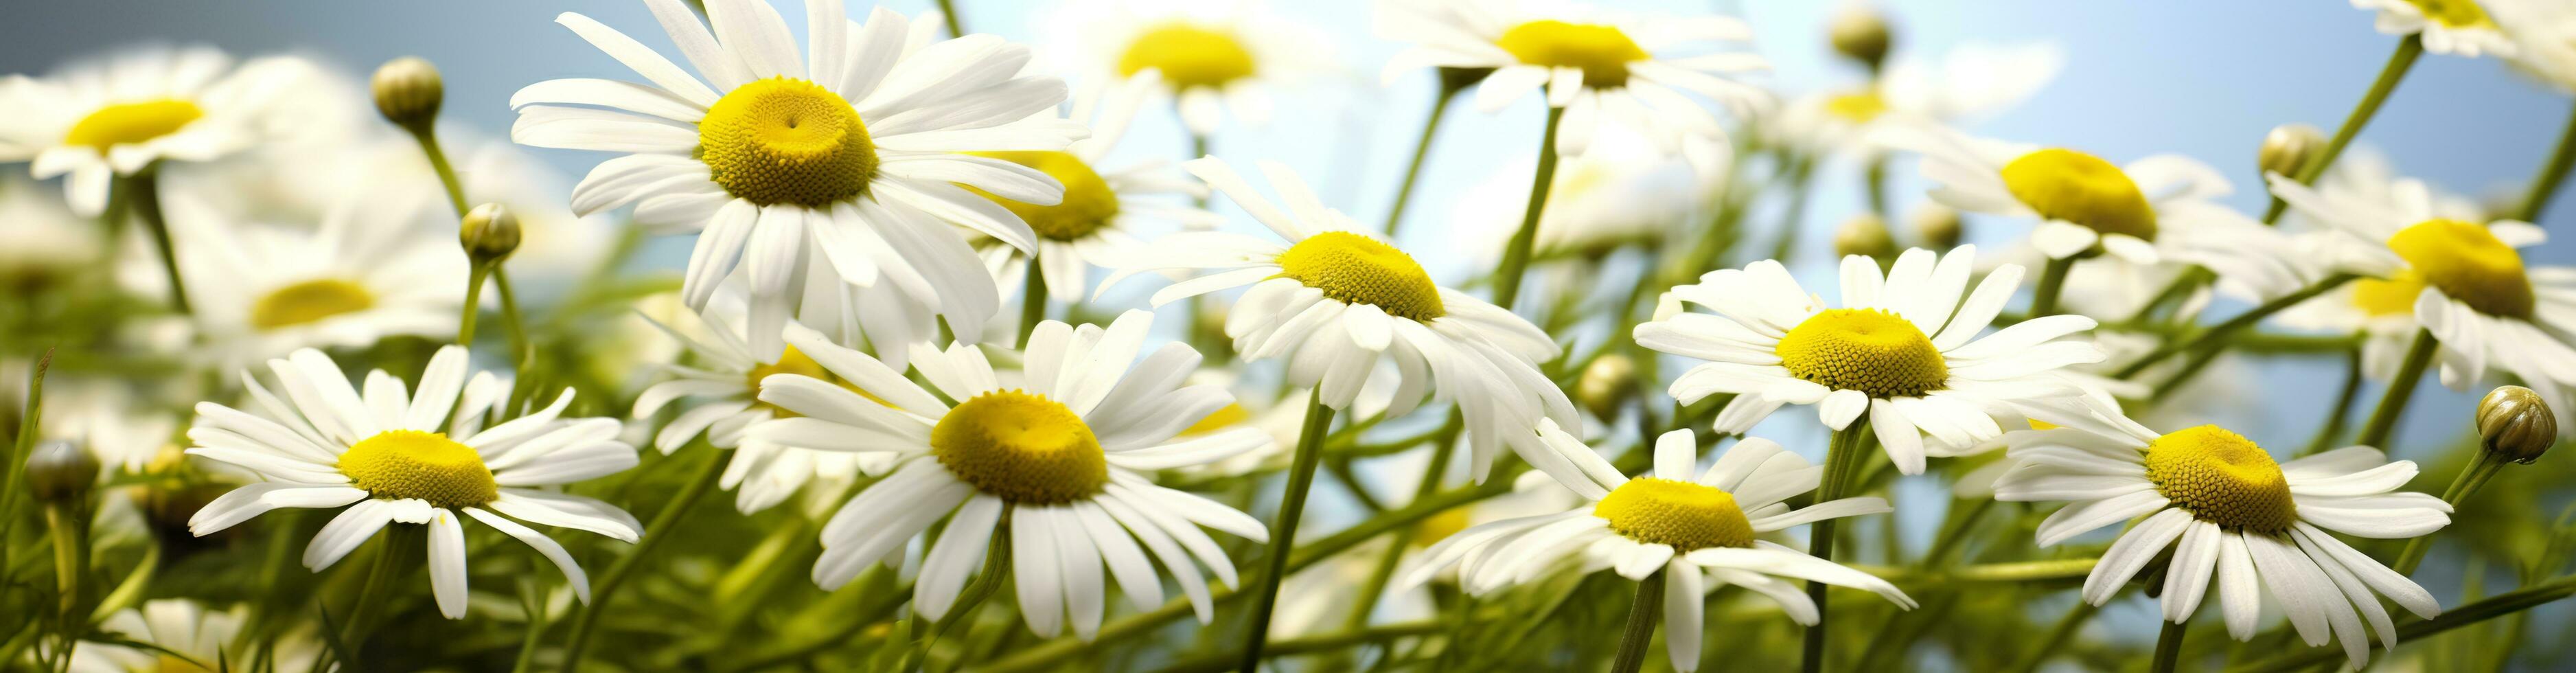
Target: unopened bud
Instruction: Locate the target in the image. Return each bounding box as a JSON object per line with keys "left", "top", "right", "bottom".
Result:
{"left": 25, "top": 440, "right": 98, "bottom": 505}
{"left": 372, "top": 56, "right": 444, "bottom": 130}
{"left": 460, "top": 203, "right": 522, "bottom": 263}
{"left": 1835, "top": 213, "right": 1894, "bottom": 258}
{"left": 2476, "top": 385, "right": 2555, "bottom": 464}
{"left": 2258, "top": 123, "right": 2326, "bottom": 179}
{"left": 1909, "top": 203, "right": 1962, "bottom": 249}
{"left": 1828, "top": 6, "right": 1893, "bottom": 71}
{"left": 1575, "top": 354, "right": 1638, "bottom": 420}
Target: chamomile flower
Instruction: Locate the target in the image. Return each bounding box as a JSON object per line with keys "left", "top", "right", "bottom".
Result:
{"left": 1399, "top": 422, "right": 1916, "bottom": 672}
{"left": 1992, "top": 424, "right": 2448, "bottom": 668}
{"left": 1909, "top": 130, "right": 2306, "bottom": 293}
{"left": 969, "top": 73, "right": 1218, "bottom": 301}
{"left": 1637, "top": 246, "right": 2122, "bottom": 475}
{"left": 1056, "top": 0, "right": 1324, "bottom": 136}
{"left": 630, "top": 289, "right": 893, "bottom": 514}
{"left": 185, "top": 346, "right": 645, "bottom": 619}
{"left": 158, "top": 185, "right": 463, "bottom": 365}
{"left": 2353, "top": 0, "right": 2516, "bottom": 58}
{"left": 514, "top": 0, "right": 1086, "bottom": 358}
{"left": 1104, "top": 157, "right": 1579, "bottom": 479}
{"left": 1776, "top": 41, "right": 2063, "bottom": 156}
{"left": 0, "top": 46, "right": 329, "bottom": 216}
{"left": 62, "top": 600, "right": 314, "bottom": 673}
{"left": 2268, "top": 172, "right": 2576, "bottom": 430}
{"left": 748, "top": 310, "right": 1273, "bottom": 639}
{"left": 1379, "top": 0, "right": 1767, "bottom": 171}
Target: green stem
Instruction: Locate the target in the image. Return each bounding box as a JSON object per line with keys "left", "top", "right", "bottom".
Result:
{"left": 1, "top": 350, "right": 52, "bottom": 574}
{"left": 2229, "top": 573, "right": 2576, "bottom": 672}
{"left": 511, "top": 580, "right": 549, "bottom": 673}
{"left": 2126, "top": 267, "right": 2213, "bottom": 326}
{"left": 911, "top": 508, "right": 1013, "bottom": 673}
{"left": 557, "top": 448, "right": 731, "bottom": 672}
{"left": 459, "top": 264, "right": 490, "bottom": 347}
{"left": 2029, "top": 257, "right": 2075, "bottom": 317}
{"left": 2303, "top": 337, "right": 2367, "bottom": 455}
{"left": 2262, "top": 36, "right": 2423, "bottom": 223}
{"left": 126, "top": 170, "right": 189, "bottom": 315}
{"left": 1016, "top": 261, "right": 1046, "bottom": 349}
{"left": 1237, "top": 391, "right": 1337, "bottom": 673}
{"left": 1864, "top": 156, "right": 1889, "bottom": 218}
{"left": 1802, "top": 422, "right": 1872, "bottom": 673}
{"left": 2010, "top": 601, "right": 2100, "bottom": 673}
{"left": 2114, "top": 274, "right": 2357, "bottom": 379}
{"left": 2392, "top": 449, "right": 2505, "bottom": 575}
{"left": 2150, "top": 619, "right": 2188, "bottom": 673}
{"left": 1340, "top": 419, "right": 1459, "bottom": 634}
{"left": 44, "top": 505, "right": 84, "bottom": 622}
{"left": 2517, "top": 98, "right": 2576, "bottom": 224}
{"left": 1383, "top": 84, "right": 1464, "bottom": 236}
{"left": 1918, "top": 499, "right": 1996, "bottom": 568}
{"left": 935, "top": 0, "right": 964, "bottom": 36}
{"left": 2354, "top": 329, "right": 2436, "bottom": 450}
{"left": 341, "top": 526, "right": 419, "bottom": 661}
{"left": 1491, "top": 103, "right": 1568, "bottom": 311}
{"left": 405, "top": 124, "right": 469, "bottom": 219}
{"left": 494, "top": 267, "right": 530, "bottom": 363}
{"left": 1609, "top": 570, "right": 1667, "bottom": 673}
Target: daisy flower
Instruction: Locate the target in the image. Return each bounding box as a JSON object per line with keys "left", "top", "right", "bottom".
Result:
{"left": 2353, "top": 0, "right": 2516, "bottom": 58}
{"left": 184, "top": 345, "right": 645, "bottom": 619}
{"left": 1775, "top": 41, "right": 2063, "bottom": 156}
{"left": 2275, "top": 152, "right": 2491, "bottom": 381}
{"left": 1909, "top": 130, "right": 2307, "bottom": 293}
{"left": 158, "top": 183, "right": 463, "bottom": 365}
{"left": 630, "top": 288, "right": 893, "bottom": 514}
{"left": 1103, "top": 157, "right": 1579, "bottom": 478}
{"left": 2491, "top": 0, "right": 2576, "bottom": 91}
{"left": 1992, "top": 423, "right": 2448, "bottom": 668}
{"left": 513, "top": 0, "right": 1085, "bottom": 358}
{"left": 746, "top": 310, "right": 1273, "bottom": 639}
{"left": 1055, "top": 0, "right": 1325, "bottom": 136}
{"left": 1399, "top": 421, "right": 1916, "bottom": 672}
{"left": 1636, "top": 246, "right": 2122, "bottom": 475}
{"left": 1379, "top": 0, "right": 1767, "bottom": 170}
{"left": 0, "top": 46, "right": 327, "bottom": 216}
{"left": 969, "top": 73, "right": 1218, "bottom": 301}
{"left": 2268, "top": 172, "right": 2576, "bottom": 429}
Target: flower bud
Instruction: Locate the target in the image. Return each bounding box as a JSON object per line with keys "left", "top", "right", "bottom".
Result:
{"left": 1909, "top": 203, "right": 1962, "bottom": 249}
{"left": 460, "top": 203, "right": 522, "bottom": 264}
{"left": 1835, "top": 213, "right": 1894, "bottom": 258}
{"left": 1575, "top": 354, "right": 1638, "bottom": 420}
{"left": 1828, "top": 6, "right": 1893, "bottom": 71}
{"left": 2476, "top": 385, "right": 2554, "bottom": 464}
{"left": 372, "top": 56, "right": 444, "bottom": 130}
{"left": 2258, "top": 123, "right": 2326, "bottom": 179}
{"left": 25, "top": 440, "right": 98, "bottom": 505}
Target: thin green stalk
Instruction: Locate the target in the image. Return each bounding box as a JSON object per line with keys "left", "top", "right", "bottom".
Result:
{"left": 404, "top": 125, "right": 469, "bottom": 218}
{"left": 1609, "top": 570, "right": 1667, "bottom": 673}
{"left": 935, "top": 0, "right": 965, "bottom": 36}
{"left": 1491, "top": 103, "right": 1568, "bottom": 311}
{"left": 2303, "top": 338, "right": 2367, "bottom": 455}
{"left": 1918, "top": 499, "right": 1996, "bottom": 568}
{"left": 556, "top": 447, "right": 731, "bottom": 672}
{"left": 1236, "top": 391, "right": 1337, "bottom": 673}
{"left": 2354, "top": 329, "right": 2436, "bottom": 450}
{"left": 2150, "top": 619, "right": 2188, "bottom": 673}
{"left": 2393, "top": 450, "right": 2505, "bottom": 575}
{"left": 1340, "top": 420, "right": 1460, "bottom": 634}
{"left": 1864, "top": 155, "right": 1889, "bottom": 218}
{"left": 1016, "top": 262, "right": 1046, "bottom": 348}
{"left": 2029, "top": 257, "right": 2075, "bottom": 317}
{"left": 2115, "top": 274, "right": 2358, "bottom": 379}
{"left": 1802, "top": 422, "right": 1872, "bottom": 673}
{"left": 2229, "top": 573, "right": 2576, "bottom": 672}
{"left": 510, "top": 580, "right": 549, "bottom": 673}
{"left": 2517, "top": 98, "right": 2576, "bottom": 224}
{"left": 1, "top": 350, "right": 53, "bottom": 573}
{"left": 2010, "top": 601, "right": 2100, "bottom": 673}
{"left": 494, "top": 267, "right": 531, "bottom": 363}
{"left": 459, "top": 264, "right": 491, "bottom": 347}
{"left": 2126, "top": 267, "right": 2213, "bottom": 326}
{"left": 341, "top": 526, "right": 419, "bottom": 661}
{"left": 2262, "top": 36, "right": 2423, "bottom": 223}
{"left": 126, "top": 170, "right": 190, "bottom": 314}
{"left": 44, "top": 505, "right": 85, "bottom": 622}
{"left": 1151, "top": 621, "right": 1442, "bottom": 673}
{"left": 910, "top": 508, "right": 1013, "bottom": 673}
{"left": 1383, "top": 84, "right": 1464, "bottom": 236}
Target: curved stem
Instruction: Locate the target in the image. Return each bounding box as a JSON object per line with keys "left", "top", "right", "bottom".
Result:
{"left": 2354, "top": 329, "right": 2436, "bottom": 450}
{"left": 1383, "top": 85, "right": 1462, "bottom": 236}
{"left": 404, "top": 124, "right": 468, "bottom": 219}
{"left": 557, "top": 447, "right": 731, "bottom": 672}
{"left": 2303, "top": 337, "right": 2367, "bottom": 455}
{"left": 2029, "top": 257, "right": 2075, "bottom": 317}
{"left": 459, "top": 264, "right": 490, "bottom": 347}
{"left": 2150, "top": 619, "right": 2188, "bottom": 673}
{"left": 1339, "top": 416, "right": 1461, "bottom": 637}
{"left": 2517, "top": 98, "right": 2576, "bottom": 225}
{"left": 2009, "top": 600, "right": 2100, "bottom": 673}
{"left": 1491, "top": 103, "right": 1568, "bottom": 311}
{"left": 1801, "top": 422, "right": 1872, "bottom": 673}
{"left": 935, "top": 0, "right": 965, "bottom": 37}
{"left": 43, "top": 505, "right": 83, "bottom": 622}
{"left": 1609, "top": 570, "right": 1667, "bottom": 673}
{"left": 1237, "top": 392, "right": 1337, "bottom": 673}
{"left": 909, "top": 509, "right": 1013, "bottom": 673}
{"left": 126, "top": 170, "right": 189, "bottom": 315}
{"left": 1015, "top": 260, "right": 1046, "bottom": 348}
{"left": 2115, "top": 274, "right": 2357, "bottom": 379}
{"left": 2261, "top": 36, "right": 2423, "bottom": 223}
{"left": 341, "top": 525, "right": 418, "bottom": 662}
{"left": 2393, "top": 449, "right": 2505, "bottom": 575}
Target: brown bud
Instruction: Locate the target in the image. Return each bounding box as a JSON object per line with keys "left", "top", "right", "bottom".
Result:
{"left": 2476, "top": 385, "right": 2555, "bottom": 464}
{"left": 1908, "top": 203, "right": 1962, "bottom": 249}
{"left": 25, "top": 440, "right": 98, "bottom": 505}
{"left": 1828, "top": 6, "right": 1893, "bottom": 71}
{"left": 372, "top": 56, "right": 444, "bottom": 130}
{"left": 1835, "top": 213, "right": 1895, "bottom": 258}
{"left": 2258, "top": 123, "right": 2326, "bottom": 179}
{"left": 1575, "top": 354, "right": 1638, "bottom": 420}
{"left": 460, "top": 203, "right": 522, "bottom": 263}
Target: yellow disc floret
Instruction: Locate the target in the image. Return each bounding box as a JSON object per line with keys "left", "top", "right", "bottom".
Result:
{"left": 1775, "top": 308, "right": 1949, "bottom": 398}
{"left": 2000, "top": 148, "right": 2157, "bottom": 242}
{"left": 1276, "top": 231, "right": 1446, "bottom": 321}
{"left": 1825, "top": 89, "right": 1887, "bottom": 124}
{"left": 931, "top": 390, "right": 1107, "bottom": 505}
{"left": 1594, "top": 478, "right": 1756, "bottom": 551}
{"left": 1495, "top": 20, "right": 1649, "bottom": 88}
{"left": 2387, "top": 218, "right": 2532, "bottom": 318}
{"left": 64, "top": 99, "right": 204, "bottom": 150}
{"left": 966, "top": 150, "right": 1119, "bottom": 241}
{"left": 699, "top": 77, "right": 877, "bottom": 207}
{"left": 250, "top": 279, "right": 376, "bottom": 330}
{"left": 2142, "top": 425, "right": 2296, "bottom": 533}
{"left": 2404, "top": 0, "right": 2496, "bottom": 29}
{"left": 2349, "top": 271, "right": 2427, "bottom": 317}
{"left": 339, "top": 430, "right": 497, "bottom": 509}
{"left": 1178, "top": 402, "right": 1252, "bottom": 437}
{"left": 1116, "top": 23, "right": 1256, "bottom": 90}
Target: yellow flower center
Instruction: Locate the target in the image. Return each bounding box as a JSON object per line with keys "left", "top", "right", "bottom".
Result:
{"left": 1178, "top": 402, "right": 1252, "bottom": 436}
{"left": 2404, "top": 0, "right": 2496, "bottom": 28}
{"left": 1775, "top": 308, "right": 1949, "bottom": 398}
{"left": 2141, "top": 425, "right": 2296, "bottom": 533}
{"left": 744, "top": 345, "right": 887, "bottom": 418}
{"left": 1825, "top": 89, "right": 1887, "bottom": 124}
{"left": 699, "top": 77, "right": 877, "bottom": 207}
{"left": 338, "top": 430, "right": 497, "bottom": 509}
{"left": 931, "top": 390, "right": 1107, "bottom": 505}
{"left": 1495, "top": 20, "right": 1648, "bottom": 88}
{"left": 1414, "top": 507, "right": 1472, "bottom": 547}
{"left": 1116, "top": 23, "right": 1257, "bottom": 90}
{"left": 2386, "top": 218, "right": 2532, "bottom": 318}
{"left": 249, "top": 279, "right": 376, "bottom": 330}
{"left": 1593, "top": 477, "right": 1756, "bottom": 551}
{"left": 2349, "top": 272, "right": 2426, "bottom": 317}
{"left": 1275, "top": 231, "right": 1447, "bottom": 321}
{"left": 155, "top": 654, "right": 213, "bottom": 673}
{"left": 63, "top": 98, "right": 204, "bottom": 150}
{"left": 2000, "top": 148, "right": 2157, "bottom": 242}
{"left": 965, "top": 150, "right": 1120, "bottom": 241}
